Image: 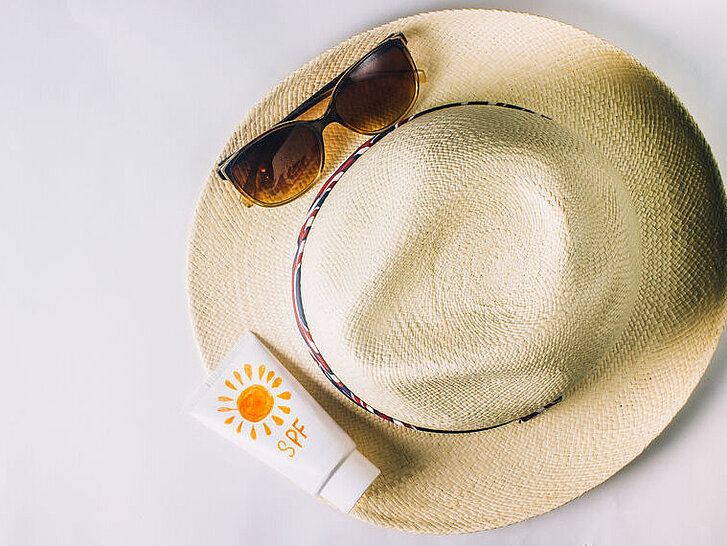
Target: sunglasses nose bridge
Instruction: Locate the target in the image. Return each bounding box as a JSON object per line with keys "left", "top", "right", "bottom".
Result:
{"left": 306, "top": 108, "right": 340, "bottom": 142}
{"left": 314, "top": 106, "right": 339, "bottom": 129}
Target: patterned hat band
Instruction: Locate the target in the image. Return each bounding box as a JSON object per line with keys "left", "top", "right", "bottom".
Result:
{"left": 292, "top": 101, "right": 561, "bottom": 434}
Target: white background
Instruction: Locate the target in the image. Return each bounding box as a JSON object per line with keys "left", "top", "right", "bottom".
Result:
{"left": 1, "top": 1, "right": 726, "bottom": 544}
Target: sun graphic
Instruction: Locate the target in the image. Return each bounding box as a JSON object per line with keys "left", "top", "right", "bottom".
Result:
{"left": 217, "top": 364, "right": 291, "bottom": 440}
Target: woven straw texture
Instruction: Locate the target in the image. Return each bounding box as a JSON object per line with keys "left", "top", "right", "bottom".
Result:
{"left": 301, "top": 105, "right": 642, "bottom": 431}
{"left": 188, "top": 9, "right": 727, "bottom": 533}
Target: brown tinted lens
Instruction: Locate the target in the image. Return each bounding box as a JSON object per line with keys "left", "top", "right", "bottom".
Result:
{"left": 335, "top": 41, "right": 417, "bottom": 134}
{"left": 227, "top": 124, "right": 322, "bottom": 205}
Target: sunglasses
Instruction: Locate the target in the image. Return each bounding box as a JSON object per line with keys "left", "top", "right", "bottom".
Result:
{"left": 216, "top": 33, "right": 422, "bottom": 207}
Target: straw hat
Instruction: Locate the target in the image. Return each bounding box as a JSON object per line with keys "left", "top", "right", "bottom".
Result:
{"left": 188, "top": 9, "right": 727, "bottom": 533}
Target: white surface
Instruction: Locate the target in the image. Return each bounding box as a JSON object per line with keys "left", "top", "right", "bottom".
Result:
{"left": 1, "top": 0, "right": 726, "bottom": 544}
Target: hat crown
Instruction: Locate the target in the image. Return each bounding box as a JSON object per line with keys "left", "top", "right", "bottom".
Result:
{"left": 300, "top": 105, "right": 641, "bottom": 430}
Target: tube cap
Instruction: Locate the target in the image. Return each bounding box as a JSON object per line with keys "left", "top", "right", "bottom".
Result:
{"left": 318, "top": 449, "right": 380, "bottom": 513}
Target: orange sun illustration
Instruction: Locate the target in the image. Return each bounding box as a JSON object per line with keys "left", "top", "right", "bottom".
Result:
{"left": 217, "top": 364, "right": 291, "bottom": 440}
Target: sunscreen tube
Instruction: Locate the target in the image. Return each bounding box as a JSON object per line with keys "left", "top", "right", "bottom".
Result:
{"left": 188, "top": 331, "right": 380, "bottom": 512}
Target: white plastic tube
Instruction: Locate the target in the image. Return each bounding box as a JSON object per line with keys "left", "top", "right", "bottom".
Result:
{"left": 188, "top": 332, "right": 380, "bottom": 512}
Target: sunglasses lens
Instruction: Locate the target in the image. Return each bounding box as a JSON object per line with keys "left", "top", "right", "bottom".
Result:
{"left": 227, "top": 124, "right": 323, "bottom": 205}
{"left": 335, "top": 41, "right": 417, "bottom": 134}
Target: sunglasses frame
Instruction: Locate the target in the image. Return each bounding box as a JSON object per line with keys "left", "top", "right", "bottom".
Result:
{"left": 216, "top": 32, "right": 420, "bottom": 208}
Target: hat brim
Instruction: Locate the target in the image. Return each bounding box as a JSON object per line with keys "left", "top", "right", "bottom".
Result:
{"left": 187, "top": 9, "right": 727, "bottom": 533}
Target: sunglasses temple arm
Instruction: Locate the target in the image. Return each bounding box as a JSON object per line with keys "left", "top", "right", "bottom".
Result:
{"left": 214, "top": 72, "right": 342, "bottom": 179}
{"left": 281, "top": 33, "right": 409, "bottom": 124}
{"left": 280, "top": 65, "right": 423, "bottom": 126}
{"left": 279, "top": 71, "right": 344, "bottom": 123}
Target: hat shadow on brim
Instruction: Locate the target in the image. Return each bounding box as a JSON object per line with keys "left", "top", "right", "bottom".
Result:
{"left": 337, "top": 0, "right": 727, "bottom": 500}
